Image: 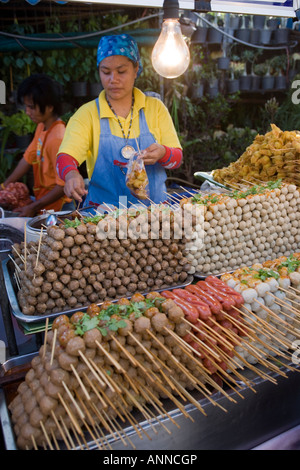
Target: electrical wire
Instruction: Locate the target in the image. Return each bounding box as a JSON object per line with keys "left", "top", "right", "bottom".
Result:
{"left": 0, "top": 11, "right": 162, "bottom": 42}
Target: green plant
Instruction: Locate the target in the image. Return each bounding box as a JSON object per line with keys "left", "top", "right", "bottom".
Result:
{"left": 0, "top": 110, "right": 36, "bottom": 136}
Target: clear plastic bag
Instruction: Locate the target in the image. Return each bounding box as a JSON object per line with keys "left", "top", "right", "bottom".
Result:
{"left": 125, "top": 152, "right": 149, "bottom": 200}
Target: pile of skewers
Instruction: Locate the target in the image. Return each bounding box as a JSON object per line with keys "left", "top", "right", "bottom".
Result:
{"left": 7, "top": 266, "right": 300, "bottom": 450}
{"left": 10, "top": 204, "right": 195, "bottom": 316}
{"left": 178, "top": 180, "right": 300, "bottom": 275}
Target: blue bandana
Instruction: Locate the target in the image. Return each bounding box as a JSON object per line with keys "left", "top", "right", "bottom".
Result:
{"left": 96, "top": 34, "right": 143, "bottom": 77}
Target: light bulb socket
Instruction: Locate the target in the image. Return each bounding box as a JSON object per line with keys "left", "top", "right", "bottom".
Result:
{"left": 163, "top": 0, "right": 179, "bottom": 20}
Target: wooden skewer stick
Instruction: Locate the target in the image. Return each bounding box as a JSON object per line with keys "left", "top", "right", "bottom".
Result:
{"left": 95, "top": 340, "right": 126, "bottom": 373}
{"left": 81, "top": 371, "right": 108, "bottom": 410}
{"left": 8, "top": 254, "right": 21, "bottom": 272}
{"left": 75, "top": 392, "right": 103, "bottom": 451}
{"left": 57, "top": 392, "right": 83, "bottom": 436}
{"left": 102, "top": 409, "right": 130, "bottom": 448}
{"left": 138, "top": 379, "right": 181, "bottom": 429}
{"left": 35, "top": 227, "right": 43, "bottom": 269}
{"left": 51, "top": 410, "right": 71, "bottom": 450}
{"left": 24, "top": 222, "right": 27, "bottom": 271}
{"left": 11, "top": 244, "right": 25, "bottom": 263}
{"left": 43, "top": 317, "right": 49, "bottom": 359}
{"left": 62, "top": 380, "right": 85, "bottom": 421}
{"left": 50, "top": 328, "right": 57, "bottom": 366}
{"left": 30, "top": 435, "right": 38, "bottom": 450}
{"left": 60, "top": 416, "right": 77, "bottom": 449}
{"left": 237, "top": 304, "right": 295, "bottom": 355}
{"left": 254, "top": 299, "right": 300, "bottom": 337}
{"left": 70, "top": 363, "right": 91, "bottom": 401}
{"left": 78, "top": 350, "right": 106, "bottom": 389}
{"left": 39, "top": 420, "right": 54, "bottom": 450}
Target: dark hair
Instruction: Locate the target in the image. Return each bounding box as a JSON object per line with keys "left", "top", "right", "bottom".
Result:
{"left": 17, "top": 74, "right": 63, "bottom": 116}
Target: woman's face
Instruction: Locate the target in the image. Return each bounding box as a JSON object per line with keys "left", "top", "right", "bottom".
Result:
{"left": 23, "top": 95, "right": 53, "bottom": 125}
{"left": 99, "top": 55, "right": 139, "bottom": 103}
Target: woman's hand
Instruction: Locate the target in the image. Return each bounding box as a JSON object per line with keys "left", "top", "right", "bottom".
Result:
{"left": 64, "top": 170, "right": 88, "bottom": 202}
{"left": 15, "top": 203, "right": 39, "bottom": 218}
{"left": 140, "top": 143, "right": 166, "bottom": 165}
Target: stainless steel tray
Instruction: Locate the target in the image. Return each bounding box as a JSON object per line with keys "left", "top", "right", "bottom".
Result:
{"left": 1, "top": 351, "right": 300, "bottom": 450}
{"left": 2, "top": 257, "right": 194, "bottom": 327}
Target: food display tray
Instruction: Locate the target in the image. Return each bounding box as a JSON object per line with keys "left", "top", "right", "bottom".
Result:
{"left": 2, "top": 257, "right": 194, "bottom": 332}
{"left": 1, "top": 351, "right": 300, "bottom": 450}
{"left": 194, "top": 171, "right": 229, "bottom": 190}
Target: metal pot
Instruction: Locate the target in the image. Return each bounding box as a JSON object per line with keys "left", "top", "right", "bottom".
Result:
{"left": 25, "top": 211, "right": 70, "bottom": 242}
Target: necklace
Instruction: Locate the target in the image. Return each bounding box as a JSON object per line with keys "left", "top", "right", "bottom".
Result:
{"left": 106, "top": 95, "right": 136, "bottom": 159}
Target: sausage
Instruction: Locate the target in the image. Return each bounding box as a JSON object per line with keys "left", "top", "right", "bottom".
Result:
{"left": 205, "top": 276, "right": 245, "bottom": 307}
{"left": 196, "top": 280, "right": 236, "bottom": 310}
{"left": 161, "top": 291, "right": 200, "bottom": 323}
{"left": 168, "top": 290, "right": 211, "bottom": 321}
{"left": 171, "top": 288, "right": 213, "bottom": 313}
{"left": 184, "top": 285, "right": 222, "bottom": 315}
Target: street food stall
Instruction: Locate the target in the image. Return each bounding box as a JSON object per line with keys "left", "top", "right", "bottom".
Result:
{"left": 1, "top": 0, "right": 300, "bottom": 452}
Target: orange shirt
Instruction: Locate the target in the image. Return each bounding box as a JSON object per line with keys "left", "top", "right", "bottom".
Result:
{"left": 24, "top": 120, "right": 68, "bottom": 211}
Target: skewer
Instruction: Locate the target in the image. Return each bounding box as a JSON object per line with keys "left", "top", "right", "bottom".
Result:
{"left": 57, "top": 392, "right": 83, "bottom": 436}
{"left": 24, "top": 221, "right": 27, "bottom": 271}
{"left": 50, "top": 328, "right": 57, "bottom": 366}
{"left": 70, "top": 363, "right": 91, "bottom": 400}
{"left": 35, "top": 227, "right": 43, "bottom": 270}
{"left": 8, "top": 254, "right": 21, "bottom": 274}
{"left": 62, "top": 380, "right": 85, "bottom": 421}
{"left": 11, "top": 244, "right": 25, "bottom": 263}
{"left": 51, "top": 410, "right": 71, "bottom": 450}
{"left": 95, "top": 340, "right": 126, "bottom": 373}
{"left": 43, "top": 317, "right": 49, "bottom": 359}
{"left": 39, "top": 420, "right": 54, "bottom": 450}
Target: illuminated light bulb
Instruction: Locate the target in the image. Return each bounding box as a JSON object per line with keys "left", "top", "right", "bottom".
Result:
{"left": 151, "top": 1, "right": 190, "bottom": 79}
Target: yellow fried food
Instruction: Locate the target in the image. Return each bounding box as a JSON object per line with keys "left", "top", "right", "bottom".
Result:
{"left": 212, "top": 124, "right": 300, "bottom": 187}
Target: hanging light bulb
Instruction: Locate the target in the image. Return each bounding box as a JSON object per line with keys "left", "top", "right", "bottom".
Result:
{"left": 151, "top": 0, "right": 190, "bottom": 79}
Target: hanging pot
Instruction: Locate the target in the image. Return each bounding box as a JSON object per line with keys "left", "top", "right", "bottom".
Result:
{"left": 259, "top": 29, "right": 272, "bottom": 45}
{"left": 275, "top": 75, "right": 287, "bottom": 90}
{"left": 251, "top": 75, "right": 261, "bottom": 91}
{"left": 250, "top": 29, "right": 260, "bottom": 45}
{"left": 235, "top": 29, "right": 250, "bottom": 43}
{"left": 229, "top": 15, "right": 240, "bottom": 30}
{"left": 206, "top": 78, "right": 219, "bottom": 98}
{"left": 192, "top": 83, "right": 204, "bottom": 99}
{"left": 239, "top": 75, "right": 252, "bottom": 91}
{"left": 261, "top": 75, "right": 275, "bottom": 90}
{"left": 191, "top": 26, "right": 208, "bottom": 44}
{"left": 217, "top": 57, "right": 230, "bottom": 70}
{"left": 207, "top": 27, "right": 223, "bottom": 44}
{"left": 267, "top": 18, "right": 279, "bottom": 29}
{"left": 273, "top": 29, "right": 290, "bottom": 45}
{"left": 71, "top": 81, "right": 88, "bottom": 97}
{"left": 226, "top": 78, "right": 240, "bottom": 94}
{"left": 253, "top": 15, "right": 266, "bottom": 29}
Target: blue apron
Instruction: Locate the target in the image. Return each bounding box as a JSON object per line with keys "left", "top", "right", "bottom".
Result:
{"left": 83, "top": 97, "right": 167, "bottom": 208}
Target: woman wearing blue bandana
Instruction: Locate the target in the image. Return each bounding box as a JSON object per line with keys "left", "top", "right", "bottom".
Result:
{"left": 57, "top": 34, "right": 182, "bottom": 208}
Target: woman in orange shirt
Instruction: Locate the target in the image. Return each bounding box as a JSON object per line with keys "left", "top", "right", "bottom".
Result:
{"left": 1, "top": 74, "right": 73, "bottom": 217}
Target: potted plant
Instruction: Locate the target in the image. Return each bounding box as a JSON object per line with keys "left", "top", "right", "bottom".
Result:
{"left": 70, "top": 49, "right": 94, "bottom": 97}
{"left": 0, "top": 110, "right": 36, "bottom": 148}
{"left": 255, "top": 60, "right": 275, "bottom": 90}
{"left": 269, "top": 55, "right": 288, "bottom": 90}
